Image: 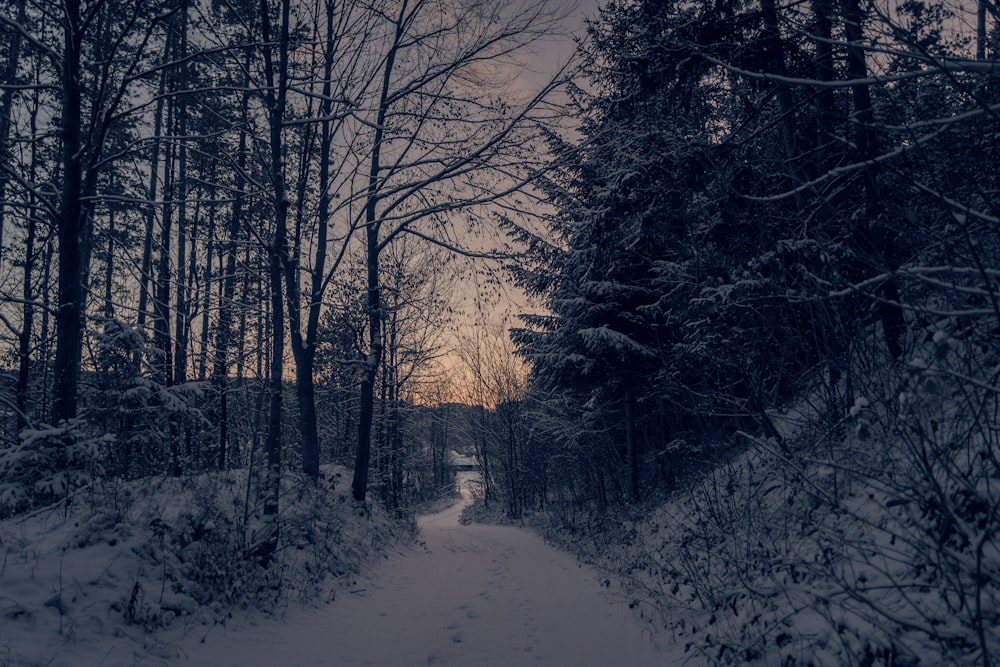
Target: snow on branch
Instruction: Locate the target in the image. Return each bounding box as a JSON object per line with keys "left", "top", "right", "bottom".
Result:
{"left": 577, "top": 325, "right": 654, "bottom": 357}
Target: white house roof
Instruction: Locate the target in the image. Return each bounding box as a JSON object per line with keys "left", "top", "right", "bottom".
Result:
{"left": 448, "top": 451, "right": 479, "bottom": 468}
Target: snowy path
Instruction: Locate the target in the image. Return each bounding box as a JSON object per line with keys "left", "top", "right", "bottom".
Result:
{"left": 183, "top": 486, "right": 687, "bottom": 666}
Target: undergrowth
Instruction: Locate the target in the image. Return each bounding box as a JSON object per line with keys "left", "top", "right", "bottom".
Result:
{"left": 493, "top": 317, "right": 998, "bottom": 667}
{"left": 0, "top": 465, "right": 412, "bottom": 665}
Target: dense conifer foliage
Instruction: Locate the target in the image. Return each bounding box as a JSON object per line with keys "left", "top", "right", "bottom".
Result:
{"left": 511, "top": 0, "right": 999, "bottom": 503}
{"left": 494, "top": 0, "right": 1000, "bottom": 663}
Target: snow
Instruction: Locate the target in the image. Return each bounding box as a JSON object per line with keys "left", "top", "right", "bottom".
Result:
{"left": 181, "top": 475, "right": 685, "bottom": 667}
{"left": 6, "top": 319, "right": 994, "bottom": 667}
{"left": 2, "top": 471, "right": 689, "bottom": 666}
{"left": 0, "top": 468, "right": 406, "bottom": 667}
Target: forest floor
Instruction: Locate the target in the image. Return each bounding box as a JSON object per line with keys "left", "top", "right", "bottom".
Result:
{"left": 2, "top": 472, "right": 692, "bottom": 666}
{"left": 179, "top": 475, "right": 685, "bottom": 666}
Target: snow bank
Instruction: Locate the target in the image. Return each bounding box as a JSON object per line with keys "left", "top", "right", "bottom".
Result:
{"left": 0, "top": 466, "right": 410, "bottom": 667}
{"left": 181, "top": 476, "right": 675, "bottom": 667}
{"left": 507, "top": 323, "right": 999, "bottom": 666}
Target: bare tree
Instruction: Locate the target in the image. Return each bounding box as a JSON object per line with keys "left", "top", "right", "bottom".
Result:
{"left": 252, "top": 0, "right": 291, "bottom": 565}
{"left": 347, "top": 0, "right": 572, "bottom": 502}
{"left": 0, "top": 0, "right": 26, "bottom": 260}
{"left": 373, "top": 237, "right": 454, "bottom": 508}
{"left": 212, "top": 48, "right": 254, "bottom": 471}
{"left": 282, "top": 0, "right": 377, "bottom": 480}
{"left": 48, "top": 0, "right": 179, "bottom": 425}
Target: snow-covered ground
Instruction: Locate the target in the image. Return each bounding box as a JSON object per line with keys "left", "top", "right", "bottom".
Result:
{"left": 181, "top": 475, "right": 690, "bottom": 666}
{"left": 2, "top": 469, "right": 695, "bottom": 666}
{"left": 0, "top": 468, "right": 406, "bottom": 667}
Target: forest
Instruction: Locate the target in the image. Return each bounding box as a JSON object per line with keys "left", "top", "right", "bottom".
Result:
{"left": 0, "top": 0, "right": 568, "bottom": 522}
{"left": 0, "top": 0, "right": 998, "bottom": 664}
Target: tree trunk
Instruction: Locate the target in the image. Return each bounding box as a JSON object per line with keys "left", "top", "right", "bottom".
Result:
{"left": 759, "top": 0, "right": 806, "bottom": 190}
{"left": 38, "top": 230, "right": 54, "bottom": 421}
{"left": 256, "top": 0, "right": 292, "bottom": 566}
{"left": 16, "top": 184, "right": 37, "bottom": 431}
{"left": 841, "top": 0, "right": 906, "bottom": 359}
{"left": 173, "top": 4, "right": 190, "bottom": 384}
{"left": 103, "top": 202, "right": 116, "bottom": 318}
{"left": 812, "top": 0, "right": 835, "bottom": 176}
{"left": 351, "top": 0, "right": 407, "bottom": 503}
{"left": 197, "top": 195, "right": 214, "bottom": 382}
{"left": 0, "top": 0, "right": 26, "bottom": 262}
{"left": 136, "top": 55, "right": 169, "bottom": 358}
{"left": 237, "top": 242, "right": 253, "bottom": 383}
{"left": 285, "top": 0, "right": 342, "bottom": 480}
{"left": 286, "top": 118, "right": 319, "bottom": 479}
{"left": 352, "top": 224, "right": 383, "bottom": 502}
{"left": 212, "top": 52, "right": 252, "bottom": 470}
{"left": 624, "top": 389, "right": 639, "bottom": 503}
{"left": 173, "top": 147, "right": 189, "bottom": 383}
{"left": 15, "top": 82, "right": 42, "bottom": 431}
{"left": 153, "top": 97, "right": 175, "bottom": 388}
{"left": 263, "top": 238, "right": 284, "bottom": 560}
{"left": 977, "top": 0, "right": 988, "bottom": 61}
{"left": 293, "top": 355, "right": 320, "bottom": 472}
{"left": 52, "top": 0, "right": 85, "bottom": 425}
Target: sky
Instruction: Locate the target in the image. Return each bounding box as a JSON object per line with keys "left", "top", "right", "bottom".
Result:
{"left": 428, "top": 0, "right": 607, "bottom": 400}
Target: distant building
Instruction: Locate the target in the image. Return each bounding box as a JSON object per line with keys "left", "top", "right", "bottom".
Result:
{"left": 448, "top": 451, "right": 479, "bottom": 471}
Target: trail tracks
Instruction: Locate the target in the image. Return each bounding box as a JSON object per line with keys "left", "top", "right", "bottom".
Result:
{"left": 185, "top": 488, "right": 685, "bottom": 666}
